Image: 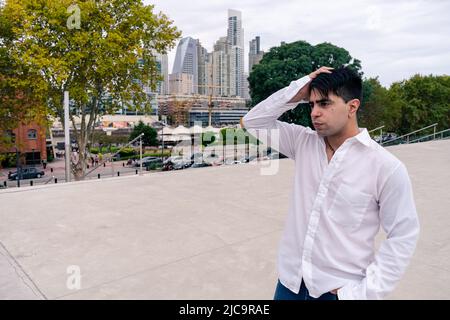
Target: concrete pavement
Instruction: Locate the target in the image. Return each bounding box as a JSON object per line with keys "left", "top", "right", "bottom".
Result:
{"left": 0, "top": 139, "right": 449, "bottom": 299}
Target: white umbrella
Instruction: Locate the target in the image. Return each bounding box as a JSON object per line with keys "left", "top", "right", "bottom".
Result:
{"left": 173, "top": 125, "right": 190, "bottom": 135}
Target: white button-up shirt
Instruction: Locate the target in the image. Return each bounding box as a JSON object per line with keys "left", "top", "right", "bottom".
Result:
{"left": 242, "top": 75, "right": 420, "bottom": 300}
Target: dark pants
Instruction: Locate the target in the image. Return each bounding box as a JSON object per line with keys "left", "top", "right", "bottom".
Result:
{"left": 274, "top": 279, "right": 338, "bottom": 300}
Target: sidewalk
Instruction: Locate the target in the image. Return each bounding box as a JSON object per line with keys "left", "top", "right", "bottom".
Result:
{"left": 0, "top": 158, "right": 142, "bottom": 188}
{"left": 0, "top": 139, "right": 449, "bottom": 299}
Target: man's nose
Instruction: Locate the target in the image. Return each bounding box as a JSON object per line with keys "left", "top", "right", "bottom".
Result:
{"left": 310, "top": 105, "right": 321, "bottom": 118}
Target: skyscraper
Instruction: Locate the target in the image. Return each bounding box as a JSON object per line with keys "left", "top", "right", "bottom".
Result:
{"left": 211, "top": 36, "right": 231, "bottom": 97}
{"left": 155, "top": 53, "right": 169, "bottom": 95}
{"left": 227, "top": 9, "right": 244, "bottom": 98}
{"left": 197, "top": 40, "right": 210, "bottom": 96}
{"left": 172, "top": 37, "right": 199, "bottom": 94}
{"left": 249, "top": 36, "right": 264, "bottom": 73}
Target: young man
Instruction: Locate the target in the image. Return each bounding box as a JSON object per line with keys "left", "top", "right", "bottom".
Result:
{"left": 241, "top": 66, "right": 420, "bottom": 300}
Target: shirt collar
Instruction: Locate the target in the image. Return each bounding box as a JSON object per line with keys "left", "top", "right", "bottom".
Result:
{"left": 354, "top": 128, "right": 372, "bottom": 147}
{"left": 318, "top": 128, "right": 372, "bottom": 147}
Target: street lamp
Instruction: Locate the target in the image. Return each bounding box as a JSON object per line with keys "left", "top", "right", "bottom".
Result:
{"left": 15, "top": 147, "right": 20, "bottom": 188}
{"left": 161, "top": 124, "right": 164, "bottom": 163}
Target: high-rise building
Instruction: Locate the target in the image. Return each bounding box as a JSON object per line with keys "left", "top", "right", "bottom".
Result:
{"left": 249, "top": 36, "right": 264, "bottom": 73}
{"left": 116, "top": 52, "right": 167, "bottom": 115}
{"left": 227, "top": 9, "right": 244, "bottom": 98}
{"left": 210, "top": 37, "right": 231, "bottom": 97}
{"left": 169, "top": 73, "right": 194, "bottom": 95}
{"left": 168, "top": 9, "right": 246, "bottom": 99}
{"left": 242, "top": 72, "right": 251, "bottom": 100}
{"left": 172, "top": 37, "right": 199, "bottom": 94}
{"left": 155, "top": 53, "right": 169, "bottom": 95}
{"left": 197, "top": 40, "right": 210, "bottom": 96}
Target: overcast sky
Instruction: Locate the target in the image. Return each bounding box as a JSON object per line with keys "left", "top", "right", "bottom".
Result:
{"left": 145, "top": 0, "right": 450, "bottom": 87}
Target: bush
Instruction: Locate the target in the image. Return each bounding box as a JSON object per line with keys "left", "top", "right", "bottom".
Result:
{"left": 110, "top": 146, "right": 119, "bottom": 153}
{"left": 143, "top": 151, "right": 171, "bottom": 157}
{"left": 146, "top": 162, "right": 162, "bottom": 171}
{"left": 118, "top": 147, "right": 137, "bottom": 157}
{"left": 0, "top": 153, "right": 17, "bottom": 168}
{"left": 90, "top": 146, "right": 121, "bottom": 154}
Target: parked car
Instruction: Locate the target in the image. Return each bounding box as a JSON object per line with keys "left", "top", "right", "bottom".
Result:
{"left": 189, "top": 153, "right": 204, "bottom": 164}
{"left": 8, "top": 167, "right": 45, "bottom": 180}
{"left": 203, "top": 154, "right": 222, "bottom": 166}
{"left": 172, "top": 161, "right": 189, "bottom": 170}
{"left": 134, "top": 157, "right": 162, "bottom": 167}
{"left": 383, "top": 133, "right": 398, "bottom": 143}
{"left": 269, "top": 152, "right": 280, "bottom": 160}
{"left": 375, "top": 133, "right": 398, "bottom": 143}
{"left": 190, "top": 162, "right": 212, "bottom": 169}
{"left": 163, "top": 156, "right": 183, "bottom": 165}
{"left": 162, "top": 156, "right": 186, "bottom": 171}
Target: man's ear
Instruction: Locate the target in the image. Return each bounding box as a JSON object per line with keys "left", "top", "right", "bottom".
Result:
{"left": 348, "top": 99, "right": 360, "bottom": 118}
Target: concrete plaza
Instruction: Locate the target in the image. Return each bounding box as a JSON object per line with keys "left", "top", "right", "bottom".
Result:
{"left": 1, "top": 139, "right": 449, "bottom": 299}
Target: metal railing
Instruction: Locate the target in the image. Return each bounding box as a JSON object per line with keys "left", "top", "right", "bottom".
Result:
{"left": 368, "top": 125, "right": 385, "bottom": 143}
{"left": 368, "top": 125, "right": 385, "bottom": 134}
{"left": 82, "top": 133, "right": 144, "bottom": 179}
{"left": 381, "top": 123, "right": 438, "bottom": 146}
{"left": 409, "top": 128, "right": 450, "bottom": 143}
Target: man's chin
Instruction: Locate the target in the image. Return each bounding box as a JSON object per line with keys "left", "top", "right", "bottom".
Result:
{"left": 315, "top": 129, "right": 328, "bottom": 137}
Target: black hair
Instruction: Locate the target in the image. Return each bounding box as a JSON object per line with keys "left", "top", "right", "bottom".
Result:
{"left": 309, "top": 66, "right": 362, "bottom": 103}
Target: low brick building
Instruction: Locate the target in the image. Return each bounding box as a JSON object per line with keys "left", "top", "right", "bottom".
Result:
{"left": 2, "top": 122, "right": 47, "bottom": 166}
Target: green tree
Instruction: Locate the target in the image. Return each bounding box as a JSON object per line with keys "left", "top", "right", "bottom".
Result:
{"left": 2, "top": 0, "right": 180, "bottom": 179}
{"left": 0, "top": 2, "right": 48, "bottom": 151}
{"left": 248, "top": 41, "right": 362, "bottom": 127}
{"left": 129, "top": 120, "right": 157, "bottom": 147}
{"left": 359, "top": 77, "right": 396, "bottom": 131}
{"left": 359, "top": 74, "right": 450, "bottom": 135}
{"left": 388, "top": 74, "right": 450, "bottom": 135}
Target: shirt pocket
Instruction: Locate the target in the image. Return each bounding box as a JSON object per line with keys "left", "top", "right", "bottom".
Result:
{"left": 328, "top": 183, "right": 373, "bottom": 229}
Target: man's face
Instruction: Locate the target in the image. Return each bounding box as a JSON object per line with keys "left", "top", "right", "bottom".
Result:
{"left": 309, "top": 89, "right": 352, "bottom": 137}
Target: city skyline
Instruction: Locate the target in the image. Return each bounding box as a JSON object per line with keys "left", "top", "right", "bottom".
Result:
{"left": 169, "top": 9, "right": 248, "bottom": 98}
{"left": 147, "top": 0, "right": 450, "bottom": 87}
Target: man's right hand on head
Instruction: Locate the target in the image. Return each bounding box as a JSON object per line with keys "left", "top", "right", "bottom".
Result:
{"left": 288, "top": 66, "right": 334, "bottom": 103}
{"left": 309, "top": 66, "right": 334, "bottom": 80}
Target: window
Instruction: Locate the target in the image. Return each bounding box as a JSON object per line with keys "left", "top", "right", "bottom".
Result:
{"left": 27, "top": 129, "right": 37, "bottom": 140}
{"left": 6, "top": 130, "right": 16, "bottom": 143}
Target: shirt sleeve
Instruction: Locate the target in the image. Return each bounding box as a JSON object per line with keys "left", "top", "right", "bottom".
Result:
{"left": 337, "top": 163, "right": 420, "bottom": 300}
{"left": 241, "top": 75, "right": 311, "bottom": 159}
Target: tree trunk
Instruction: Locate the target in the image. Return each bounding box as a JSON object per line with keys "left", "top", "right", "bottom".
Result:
{"left": 72, "top": 133, "right": 87, "bottom": 181}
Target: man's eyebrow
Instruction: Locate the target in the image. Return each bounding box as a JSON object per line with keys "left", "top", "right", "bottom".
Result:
{"left": 309, "top": 99, "right": 331, "bottom": 103}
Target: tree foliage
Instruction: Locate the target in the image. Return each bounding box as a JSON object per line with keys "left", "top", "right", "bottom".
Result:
{"left": 388, "top": 75, "right": 450, "bottom": 135}
{"left": 360, "top": 75, "right": 450, "bottom": 134}
{"left": 248, "top": 41, "right": 362, "bottom": 127}
{"left": 248, "top": 40, "right": 449, "bottom": 135}
{"left": 1, "top": 0, "right": 180, "bottom": 178}
{"left": 0, "top": 2, "right": 48, "bottom": 150}
{"left": 129, "top": 120, "right": 157, "bottom": 147}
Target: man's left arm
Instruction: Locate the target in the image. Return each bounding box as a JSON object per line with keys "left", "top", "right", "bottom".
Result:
{"left": 337, "top": 163, "right": 420, "bottom": 300}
